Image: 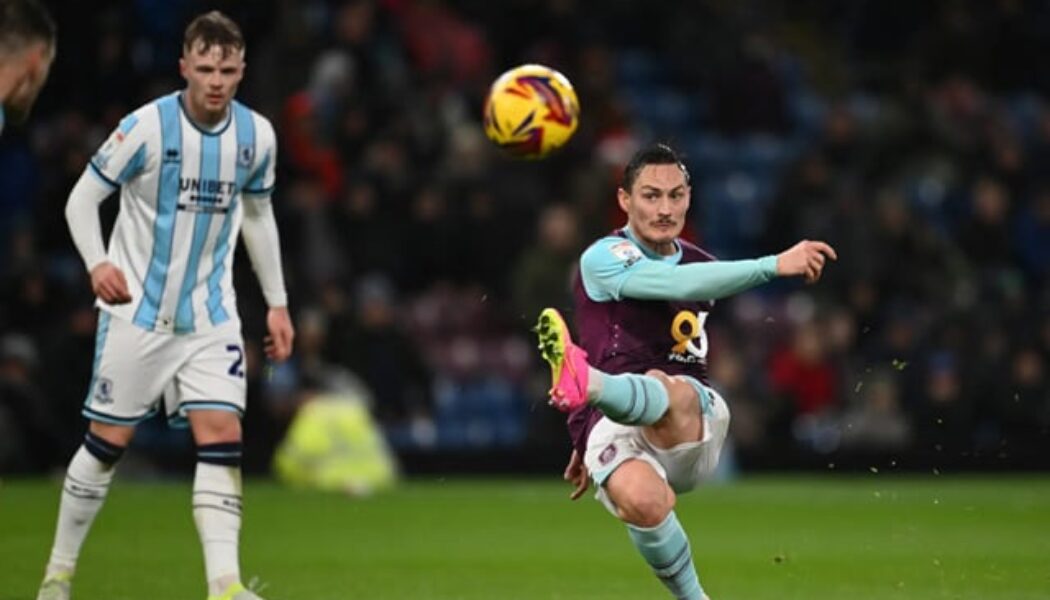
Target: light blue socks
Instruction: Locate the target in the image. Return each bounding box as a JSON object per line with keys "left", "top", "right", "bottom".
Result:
{"left": 591, "top": 371, "right": 670, "bottom": 425}
{"left": 627, "top": 511, "right": 705, "bottom": 600}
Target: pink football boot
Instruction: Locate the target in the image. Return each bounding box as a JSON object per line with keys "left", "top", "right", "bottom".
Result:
{"left": 535, "top": 308, "right": 590, "bottom": 412}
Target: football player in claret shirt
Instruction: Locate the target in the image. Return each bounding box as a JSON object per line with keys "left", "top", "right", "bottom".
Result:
{"left": 536, "top": 143, "right": 836, "bottom": 600}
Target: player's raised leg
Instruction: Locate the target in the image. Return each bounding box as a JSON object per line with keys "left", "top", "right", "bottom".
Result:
{"left": 188, "top": 409, "right": 263, "bottom": 600}
{"left": 538, "top": 307, "right": 711, "bottom": 599}
{"left": 37, "top": 422, "right": 134, "bottom": 600}
{"left": 604, "top": 460, "right": 708, "bottom": 600}
{"left": 639, "top": 370, "right": 705, "bottom": 450}
{"left": 537, "top": 307, "right": 697, "bottom": 431}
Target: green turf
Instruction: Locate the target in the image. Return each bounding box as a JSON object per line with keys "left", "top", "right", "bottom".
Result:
{"left": 1, "top": 475, "right": 1048, "bottom": 599}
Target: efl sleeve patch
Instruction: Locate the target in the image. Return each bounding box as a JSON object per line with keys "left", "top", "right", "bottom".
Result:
{"left": 91, "top": 112, "right": 147, "bottom": 184}
{"left": 609, "top": 240, "right": 643, "bottom": 268}
{"left": 93, "top": 128, "right": 127, "bottom": 171}
{"left": 580, "top": 237, "right": 649, "bottom": 302}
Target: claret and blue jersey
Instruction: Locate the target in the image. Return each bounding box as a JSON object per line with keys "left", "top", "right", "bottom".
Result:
{"left": 567, "top": 226, "right": 778, "bottom": 453}
{"left": 87, "top": 91, "right": 276, "bottom": 334}
{"left": 575, "top": 227, "right": 719, "bottom": 378}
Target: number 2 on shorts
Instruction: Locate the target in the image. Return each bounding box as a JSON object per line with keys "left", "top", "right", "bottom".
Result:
{"left": 226, "top": 344, "right": 245, "bottom": 378}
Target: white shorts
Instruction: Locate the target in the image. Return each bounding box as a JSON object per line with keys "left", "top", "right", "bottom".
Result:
{"left": 584, "top": 379, "right": 731, "bottom": 516}
{"left": 82, "top": 311, "right": 247, "bottom": 428}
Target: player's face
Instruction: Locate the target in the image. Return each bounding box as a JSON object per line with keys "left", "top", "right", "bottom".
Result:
{"left": 179, "top": 42, "right": 244, "bottom": 122}
{"left": 5, "top": 41, "right": 54, "bottom": 123}
{"left": 618, "top": 163, "right": 690, "bottom": 250}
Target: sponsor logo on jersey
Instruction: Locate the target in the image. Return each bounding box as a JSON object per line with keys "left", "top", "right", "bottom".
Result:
{"left": 179, "top": 177, "right": 238, "bottom": 212}
{"left": 668, "top": 310, "right": 709, "bottom": 364}
{"left": 180, "top": 177, "right": 238, "bottom": 196}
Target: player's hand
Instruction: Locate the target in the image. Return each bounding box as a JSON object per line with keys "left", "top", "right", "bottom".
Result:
{"left": 90, "top": 262, "right": 132, "bottom": 304}
{"left": 776, "top": 240, "right": 838, "bottom": 284}
{"left": 265, "top": 306, "right": 295, "bottom": 362}
{"left": 563, "top": 449, "right": 590, "bottom": 501}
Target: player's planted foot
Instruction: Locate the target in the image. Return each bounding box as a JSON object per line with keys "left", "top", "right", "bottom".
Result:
{"left": 207, "top": 581, "right": 264, "bottom": 600}
{"left": 535, "top": 308, "right": 590, "bottom": 411}
{"left": 36, "top": 572, "right": 72, "bottom": 600}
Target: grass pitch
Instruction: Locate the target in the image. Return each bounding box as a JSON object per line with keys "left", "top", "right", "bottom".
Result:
{"left": 1, "top": 476, "right": 1048, "bottom": 599}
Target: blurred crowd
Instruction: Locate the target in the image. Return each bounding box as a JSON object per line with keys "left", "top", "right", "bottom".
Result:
{"left": 0, "top": 0, "right": 1047, "bottom": 474}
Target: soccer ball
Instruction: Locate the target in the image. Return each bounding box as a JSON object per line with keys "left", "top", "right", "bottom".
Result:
{"left": 483, "top": 64, "right": 580, "bottom": 159}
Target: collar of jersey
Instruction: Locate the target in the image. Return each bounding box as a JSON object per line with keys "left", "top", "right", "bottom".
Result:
{"left": 623, "top": 225, "right": 682, "bottom": 264}
{"left": 177, "top": 92, "right": 233, "bottom": 136}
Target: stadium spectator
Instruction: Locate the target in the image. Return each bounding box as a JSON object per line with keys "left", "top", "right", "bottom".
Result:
{"left": 510, "top": 203, "right": 582, "bottom": 322}
{"left": 0, "top": 333, "right": 63, "bottom": 472}
{"left": 768, "top": 319, "right": 840, "bottom": 417}
{"left": 337, "top": 275, "right": 433, "bottom": 427}
{"left": 837, "top": 369, "right": 911, "bottom": 454}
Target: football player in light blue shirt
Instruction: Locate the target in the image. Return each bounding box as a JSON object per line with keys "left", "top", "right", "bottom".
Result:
{"left": 36, "top": 11, "right": 291, "bottom": 600}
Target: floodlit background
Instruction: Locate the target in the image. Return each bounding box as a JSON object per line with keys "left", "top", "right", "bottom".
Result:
{"left": 1, "top": 2, "right": 1048, "bottom": 598}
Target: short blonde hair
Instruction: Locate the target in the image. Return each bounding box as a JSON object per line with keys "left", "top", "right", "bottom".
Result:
{"left": 183, "top": 10, "right": 244, "bottom": 58}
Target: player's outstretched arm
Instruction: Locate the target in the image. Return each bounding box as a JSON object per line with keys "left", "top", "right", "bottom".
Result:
{"left": 581, "top": 238, "right": 778, "bottom": 303}
{"left": 775, "top": 239, "right": 838, "bottom": 284}
{"left": 582, "top": 237, "right": 839, "bottom": 304}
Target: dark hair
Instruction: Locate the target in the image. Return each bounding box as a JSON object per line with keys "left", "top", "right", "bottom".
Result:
{"left": 183, "top": 10, "right": 244, "bottom": 57}
{"left": 621, "top": 142, "right": 691, "bottom": 192}
{"left": 0, "top": 0, "right": 56, "bottom": 52}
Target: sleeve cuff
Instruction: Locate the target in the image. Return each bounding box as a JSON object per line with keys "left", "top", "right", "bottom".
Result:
{"left": 84, "top": 256, "right": 108, "bottom": 273}
{"left": 264, "top": 291, "right": 288, "bottom": 308}
{"left": 242, "top": 185, "right": 275, "bottom": 197}
{"left": 758, "top": 255, "right": 779, "bottom": 279}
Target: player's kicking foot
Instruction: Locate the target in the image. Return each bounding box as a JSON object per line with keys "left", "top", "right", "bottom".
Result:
{"left": 35, "top": 572, "right": 72, "bottom": 600}
{"left": 208, "top": 582, "right": 265, "bottom": 600}
{"left": 534, "top": 308, "right": 590, "bottom": 412}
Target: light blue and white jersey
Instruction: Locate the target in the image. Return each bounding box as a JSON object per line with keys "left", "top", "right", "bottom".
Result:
{"left": 87, "top": 91, "right": 276, "bottom": 334}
